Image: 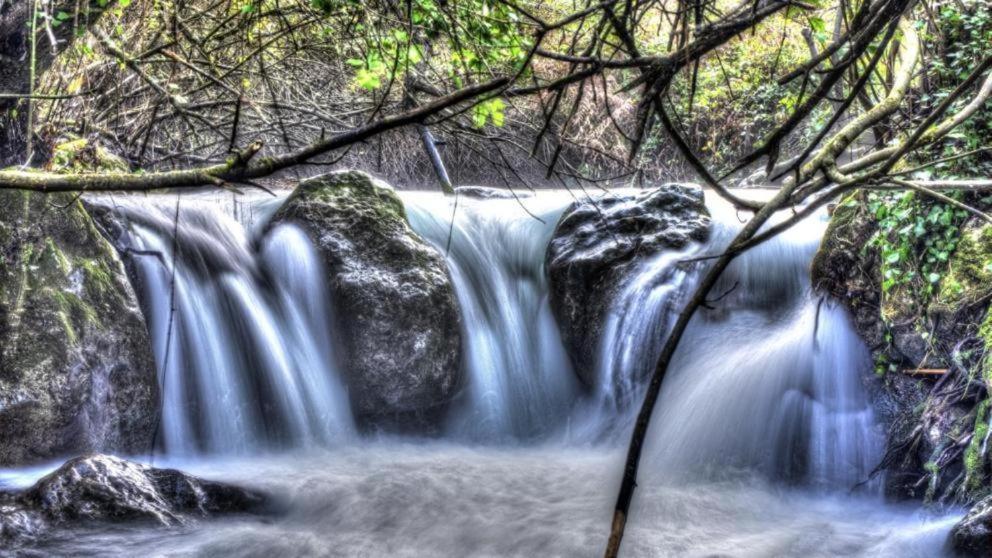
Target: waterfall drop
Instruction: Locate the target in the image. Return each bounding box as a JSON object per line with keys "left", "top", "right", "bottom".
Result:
{"left": 95, "top": 195, "right": 355, "bottom": 456}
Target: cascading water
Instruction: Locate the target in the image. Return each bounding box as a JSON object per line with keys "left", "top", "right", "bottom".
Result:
{"left": 92, "top": 194, "right": 355, "bottom": 456}
{"left": 402, "top": 190, "right": 880, "bottom": 492}
{"left": 402, "top": 193, "right": 580, "bottom": 440}
{"left": 95, "top": 188, "right": 881, "bottom": 489}
{"left": 21, "top": 186, "right": 957, "bottom": 557}
{"left": 591, "top": 198, "right": 883, "bottom": 490}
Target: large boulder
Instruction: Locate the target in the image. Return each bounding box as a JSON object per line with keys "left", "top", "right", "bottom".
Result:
{"left": 0, "top": 191, "right": 158, "bottom": 465}
{"left": 949, "top": 495, "right": 992, "bottom": 556}
{"left": 273, "top": 171, "right": 461, "bottom": 423}
{"left": 1, "top": 454, "right": 268, "bottom": 545}
{"left": 545, "top": 185, "right": 710, "bottom": 386}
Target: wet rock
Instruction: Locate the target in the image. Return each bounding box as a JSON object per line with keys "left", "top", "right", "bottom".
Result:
{"left": 814, "top": 194, "right": 992, "bottom": 503}
{"left": 546, "top": 184, "right": 710, "bottom": 386}
{"left": 0, "top": 454, "right": 268, "bottom": 544}
{"left": 454, "top": 186, "right": 534, "bottom": 200}
{"left": 811, "top": 195, "right": 886, "bottom": 350}
{"left": 273, "top": 171, "right": 462, "bottom": 423}
{"left": 949, "top": 495, "right": 992, "bottom": 556}
{"left": 0, "top": 191, "right": 158, "bottom": 465}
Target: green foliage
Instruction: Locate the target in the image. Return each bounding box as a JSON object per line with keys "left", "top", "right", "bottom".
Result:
{"left": 918, "top": 1, "right": 992, "bottom": 174}
{"left": 964, "top": 399, "right": 990, "bottom": 492}
{"left": 659, "top": 12, "right": 810, "bottom": 167}
{"left": 867, "top": 190, "right": 969, "bottom": 297}
{"left": 472, "top": 98, "right": 505, "bottom": 128}
{"left": 318, "top": 0, "right": 531, "bottom": 93}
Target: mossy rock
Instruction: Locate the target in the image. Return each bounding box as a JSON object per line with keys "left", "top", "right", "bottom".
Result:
{"left": 0, "top": 191, "right": 158, "bottom": 465}
{"left": 811, "top": 192, "right": 887, "bottom": 348}
{"left": 273, "top": 171, "right": 462, "bottom": 426}
{"left": 816, "top": 196, "right": 992, "bottom": 504}
{"left": 934, "top": 222, "right": 992, "bottom": 309}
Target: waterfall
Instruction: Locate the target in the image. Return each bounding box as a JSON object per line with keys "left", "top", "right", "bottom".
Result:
{"left": 89, "top": 187, "right": 880, "bottom": 494}
{"left": 402, "top": 192, "right": 580, "bottom": 440}
{"left": 400, "top": 190, "right": 880, "bottom": 489}
{"left": 591, "top": 196, "right": 882, "bottom": 490}
{"left": 94, "top": 194, "right": 355, "bottom": 456}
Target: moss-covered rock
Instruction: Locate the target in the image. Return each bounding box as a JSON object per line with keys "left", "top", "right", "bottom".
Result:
{"left": 0, "top": 191, "right": 158, "bottom": 465}
{"left": 934, "top": 223, "right": 992, "bottom": 309}
{"left": 272, "top": 171, "right": 462, "bottom": 425}
{"left": 812, "top": 193, "right": 886, "bottom": 348}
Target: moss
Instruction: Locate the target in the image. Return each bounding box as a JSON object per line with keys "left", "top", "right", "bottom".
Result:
{"left": 979, "top": 308, "right": 992, "bottom": 384}
{"left": 936, "top": 224, "right": 992, "bottom": 308}
{"left": 48, "top": 137, "right": 129, "bottom": 174}
{"left": 965, "top": 400, "right": 991, "bottom": 492}
{"left": 80, "top": 258, "right": 116, "bottom": 299}
{"left": 50, "top": 288, "right": 101, "bottom": 345}
{"left": 39, "top": 237, "right": 72, "bottom": 278}
{"left": 50, "top": 139, "right": 90, "bottom": 171}
{"left": 296, "top": 171, "right": 409, "bottom": 224}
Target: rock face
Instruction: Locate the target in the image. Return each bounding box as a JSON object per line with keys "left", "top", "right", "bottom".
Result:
{"left": 273, "top": 171, "right": 462, "bottom": 422}
{"left": 0, "top": 191, "right": 158, "bottom": 465}
{"left": 950, "top": 495, "right": 992, "bottom": 556}
{"left": 1, "top": 454, "right": 268, "bottom": 545}
{"left": 546, "top": 185, "right": 710, "bottom": 386}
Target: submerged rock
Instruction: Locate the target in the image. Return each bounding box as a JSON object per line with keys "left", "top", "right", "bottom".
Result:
{"left": 950, "top": 495, "right": 992, "bottom": 556}
{"left": 0, "top": 454, "right": 268, "bottom": 544}
{"left": 273, "top": 171, "right": 462, "bottom": 424}
{"left": 546, "top": 184, "right": 710, "bottom": 386}
{"left": 0, "top": 191, "right": 158, "bottom": 466}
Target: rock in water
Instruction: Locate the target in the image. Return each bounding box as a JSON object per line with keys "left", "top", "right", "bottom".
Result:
{"left": 546, "top": 185, "right": 710, "bottom": 387}
{"left": 273, "top": 171, "right": 462, "bottom": 424}
{"left": 950, "top": 496, "right": 992, "bottom": 556}
{"left": 0, "top": 192, "right": 158, "bottom": 465}
{"left": 1, "top": 454, "right": 268, "bottom": 545}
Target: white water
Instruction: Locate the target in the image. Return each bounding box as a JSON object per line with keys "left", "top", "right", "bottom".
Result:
{"left": 14, "top": 445, "right": 958, "bottom": 557}
{"left": 98, "top": 195, "right": 355, "bottom": 456}
{"left": 4, "top": 187, "right": 960, "bottom": 556}
{"left": 403, "top": 194, "right": 580, "bottom": 440}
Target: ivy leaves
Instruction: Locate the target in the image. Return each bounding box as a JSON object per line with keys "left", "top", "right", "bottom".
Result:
{"left": 868, "top": 191, "right": 968, "bottom": 295}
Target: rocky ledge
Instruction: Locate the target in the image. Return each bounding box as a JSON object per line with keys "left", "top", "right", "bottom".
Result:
{"left": 950, "top": 495, "right": 992, "bottom": 556}
{"left": 0, "top": 454, "right": 269, "bottom": 545}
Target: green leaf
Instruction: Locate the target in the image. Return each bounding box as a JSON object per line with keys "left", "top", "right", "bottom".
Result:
{"left": 355, "top": 69, "right": 381, "bottom": 90}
